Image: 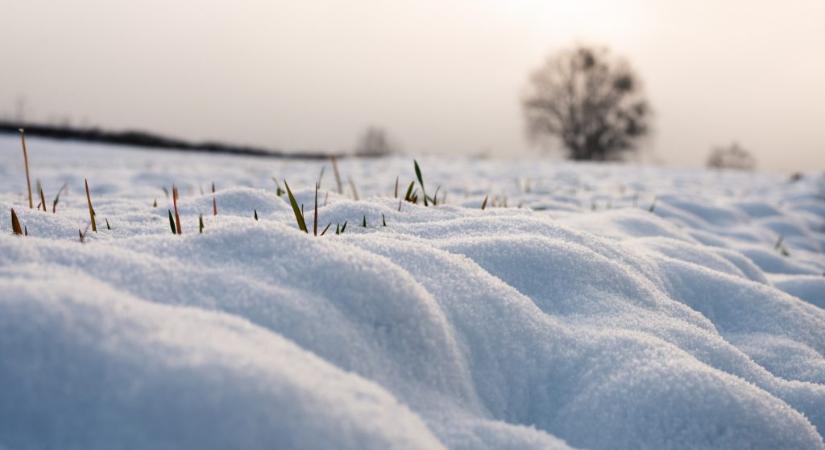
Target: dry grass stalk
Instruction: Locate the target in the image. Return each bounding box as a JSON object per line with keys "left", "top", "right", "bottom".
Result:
{"left": 172, "top": 185, "right": 182, "bottom": 234}
{"left": 212, "top": 182, "right": 217, "bottom": 215}
{"left": 331, "top": 156, "right": 343, "bottom": 194}
{"left": 79, "top": 224, "right": 90, "bottom": 243}
{"left": 10, "top": 208, "right": 23, "bottom": 235}
{"left": 85, "top": 178, "right": 97, "bottom": 232}
{"left": 19, "top": 129, "right": 33, "bottom": 209}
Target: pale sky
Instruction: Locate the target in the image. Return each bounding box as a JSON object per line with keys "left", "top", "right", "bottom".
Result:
{"left": 2, "top": 0, "right": 824, "bottom": 170}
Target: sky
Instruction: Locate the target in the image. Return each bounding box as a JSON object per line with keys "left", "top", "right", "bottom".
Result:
{"left": 1, "top": 0, "right": 824, "bottom": 171}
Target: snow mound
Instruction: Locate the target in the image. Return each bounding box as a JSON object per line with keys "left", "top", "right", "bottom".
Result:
{"left": 1, "top": 136, "right": 825, "bottom": 449}
{"left": 0, "top": 266, "right": 443, "bottom": 450}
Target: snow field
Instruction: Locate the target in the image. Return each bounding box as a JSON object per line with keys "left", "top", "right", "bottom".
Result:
{"left": 1, "top": 136, "right": 825, "bottom": 449}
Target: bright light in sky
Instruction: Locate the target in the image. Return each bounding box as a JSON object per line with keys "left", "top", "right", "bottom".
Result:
{"left": 1, "top": 0, "right": 824, "bottom": 170}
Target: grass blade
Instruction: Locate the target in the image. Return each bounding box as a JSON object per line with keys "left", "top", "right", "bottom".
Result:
{"left": 52, "top": 182, "right": 67, "bottom": 213}
{"left": 320, "top": 222, "right": 332, "bottom": 236}
{"left": 348, "top": 177, "right": 359, "bottom": 201}
{"left": 168, "top": 209, "right": 177, "bottom": 234}
{"left": 212, "top": 182, "right": 217, "bottom": 215}
{"left": 481, "top": 194, "right": 488, "bottom": 210}
{"left": 403, "top": 181, "right": 415, "bottom": 202}
{"left": 38, "top": 182, "right": 47, "bottom": 212}
{"left": 199, "top": 214, "right": 204, "bottom": 234}
{"left": 85, "top": 178, "right": 97, "bottom": 232}
{"left": 172, "top": 185, "right": 181, "bottom": 235}
{"left": 10, "top": 208, "right": 23, "bottom": 235}
{"left": 284, "top": 180, "right": 308, "bottom": 233}
{"left": 331, "top": 156, "right": 343, "bottom": 194}
{"left": 313, "top": 182, "right": 319, "bottom": 236}
{"left": 414, "top": 160, "right": 428, "bottom": 206}
{"left": 272, "top": 178, "right": 285, "bottom": 197}
{"left": 19, "top": 129, "right": 33, "bottom": 209}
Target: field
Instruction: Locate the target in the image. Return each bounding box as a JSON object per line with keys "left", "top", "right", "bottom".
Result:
{"left": 2, "top": 135, "right": 825, "bottom": 450}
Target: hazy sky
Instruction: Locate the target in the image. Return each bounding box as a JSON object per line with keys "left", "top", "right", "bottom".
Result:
{"left": 2, "top": 0, "right": 824, "bottom": 170}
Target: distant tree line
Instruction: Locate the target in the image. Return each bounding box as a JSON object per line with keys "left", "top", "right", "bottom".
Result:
{"left": 0, "top": 120, "right": 336, "bottom": 160}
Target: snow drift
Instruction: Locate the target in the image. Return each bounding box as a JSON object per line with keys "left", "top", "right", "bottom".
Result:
{"left": 1, "top": 136, "right": 824, "bottom": 449}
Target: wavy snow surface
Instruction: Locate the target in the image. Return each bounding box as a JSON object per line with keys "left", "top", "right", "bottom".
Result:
{"left": 1, "top": 137, "right": 825, "bottom": 450}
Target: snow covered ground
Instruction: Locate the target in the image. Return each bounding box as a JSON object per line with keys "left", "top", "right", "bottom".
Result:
{"left": 1, "top": 135, "right": 825, "bottom": 450}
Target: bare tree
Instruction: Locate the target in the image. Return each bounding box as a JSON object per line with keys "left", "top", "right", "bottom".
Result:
{"left": 354, "top": 126, "right": 398, "bottom": 157}
{"left": 522, "top": 45, "right": 651, "bottom": 161}
{"left": 707, "top": 142, "right": 756, "bottom": 171}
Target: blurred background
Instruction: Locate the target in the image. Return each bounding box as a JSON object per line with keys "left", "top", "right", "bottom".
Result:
{"left": 1, "top": 0, "right": 824, "bottom": 170}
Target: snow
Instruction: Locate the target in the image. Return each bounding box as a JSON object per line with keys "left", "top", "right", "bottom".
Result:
{"left": 1, "top": 136, "right": 824, "bottom": 449}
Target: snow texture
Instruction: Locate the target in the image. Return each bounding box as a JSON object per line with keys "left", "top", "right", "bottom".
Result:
{"left": 1, "top": 136, "right": 824, "bottom": 449}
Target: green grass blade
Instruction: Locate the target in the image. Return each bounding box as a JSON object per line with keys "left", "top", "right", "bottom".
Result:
{"left": 284, "top": 180, "right": 308, "bottom": 233}
{"left": 320, "top": 222, "right": 332, "bottom": 236}
{"left": 404, "top": 181, "right": 415, "bottom": 202}
{"left": 414, "top": 160, "right": 428, "bottom": 206}
{"left": 168, "top": 210, "right": 177, "bottom": 234}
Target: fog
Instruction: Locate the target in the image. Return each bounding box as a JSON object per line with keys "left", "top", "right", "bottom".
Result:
{"left": 2, "top": 0, "right": 823, "bottom": 170}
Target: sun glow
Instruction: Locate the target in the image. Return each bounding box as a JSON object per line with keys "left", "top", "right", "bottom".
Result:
{"left": 494, "top": 0, "right": 653, "bottom": 53}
